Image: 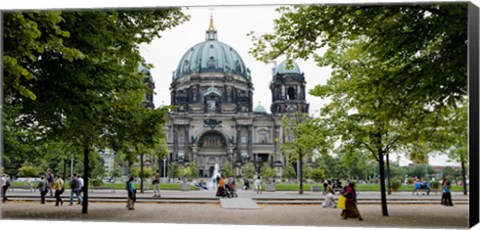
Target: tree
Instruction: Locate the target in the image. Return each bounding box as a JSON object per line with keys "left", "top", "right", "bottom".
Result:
{"left": 279, "top": 113, "right": 332, "bottom": 194}
{"left": 314, "top": 154, "right": 345, "bottom": 180}
{"left": 407, "top": 164, "right": 436, "bottom": 179}
{"left": 308, "top": 167, "right": 325, "bottom": 183}
{"left": 134, "top": 166, "right": 154, "bottom": 179}
{"left": 18, "top": 162, "right": 41, "bottom": 177}
{"left": 250, "top": 4, "right": 467, "bottom": 110}
{"left": 249, "top": 4, "right": 467, "bottom": 216}
{"left": 429, "top": 99, "right": 468, "bottom": 195}
{"left": 74, "top": 151, "right": 107, "bottom": 179}
{"left": 242, "top": 162, "right": 256, "bottom": 179}
{"left": 442, "top": 166, "right": 459, "bottom": 180}
{"left": 260, "top": 164, "right": 276, "bottom": 181}
{"left": 3, "top": 9, "right": 188, "bottom": 214}
{"left": 118, "top": 107, "right": 169, "bottom": 193}
{"left": 282, "top": 164, "right": 296, "bottom": 182}
{"left": 109, "top": 164, "right": 122, "bottom": 181}
{"left": 222, "top": 162, "right": 235, "bottom": 178}
{"left": 181, "top": 163, "right": 200, "bottom": 181}
{"left": 167, "top": 162, "right": 180, "bottom": 181}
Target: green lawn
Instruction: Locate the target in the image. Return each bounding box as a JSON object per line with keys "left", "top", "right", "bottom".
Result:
{"left": 10, "top": 181, "right": 468, "bottom": 192}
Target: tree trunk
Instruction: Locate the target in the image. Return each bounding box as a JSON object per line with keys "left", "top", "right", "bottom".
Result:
{"left": 387, "top": 153, "right": 391, "bottom": 195}
{"left": 378, "top": 150, "right": 389, "bottom": 216}
{"left": 461, "top": 158, "right": 467, "bottom": 195}
{"left": 298, "top": 149, "right": 303, "bottom": 195}
{"left": 82, "top": 140, "right": 89, "bottom": 214}
{"left": 140, "top": 153, "right": 144, "bottom": 193}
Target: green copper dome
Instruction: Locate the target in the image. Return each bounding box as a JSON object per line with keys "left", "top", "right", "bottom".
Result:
{"left": 174, "top": 17, "right": 250, "bottom": 80}
{"left": 275, "top": 60, "right": 301, "bottom": 75}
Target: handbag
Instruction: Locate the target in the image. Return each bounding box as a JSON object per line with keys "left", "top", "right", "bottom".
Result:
{"left": 338, "top": 195, "right": 346, "bottom": 210}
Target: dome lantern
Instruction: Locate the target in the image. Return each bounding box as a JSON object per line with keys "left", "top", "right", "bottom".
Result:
{"left": 206, "top": 15, "right": 217, "bottom": 41}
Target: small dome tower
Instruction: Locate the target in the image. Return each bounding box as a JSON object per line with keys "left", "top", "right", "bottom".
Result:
{"left": 270, "top": 60, "right": 309, "bottom": 115}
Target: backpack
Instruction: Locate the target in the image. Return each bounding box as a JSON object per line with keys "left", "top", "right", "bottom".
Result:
{"left": 71, "top": 178, "right": 79, "bottom": 189}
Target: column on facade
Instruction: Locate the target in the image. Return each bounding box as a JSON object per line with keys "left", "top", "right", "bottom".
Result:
{"left": 173, "top": 124, "right": 178, "bottom": 161}
{"left": 295, "top": 85, "right": 301, "bottom": 100}
{"left": 248, "top": 125, "right": 253, "bottom": 162}
{"left": 236, "top": 124, "right": 241, "bottom": 163}
{"left": 185, "top": 125, "right": 190, "bottom": 162}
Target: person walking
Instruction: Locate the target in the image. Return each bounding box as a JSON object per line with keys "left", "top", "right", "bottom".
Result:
{"left": 36, "top": 176, "right": 48, "bottom": 204}
{"left": 322, "top": 180, "right": 337, "bottom": 208}
{"left": 1, "top": 173, "right": 11, "bottom": 203}
{"left": 46, "top": 169, "right": 54, "bottom": 197}
{"left": 53, "top": 175, "right": 64, "bottom": 206}
{"left": 126, "top": 176, "right": 136, "bottom": 210}
{"left": 77, "top": 174, "right": 84, "bottom": 199}
{"left": 69, "top": 173, "right": 83, "bottom": 205}
{"left": 442, "top": 179, "right": 453, "bottom": 206}
{"left": 254, "top": 174, "right": 262, "bottom": 194}
{"left": 340, "top": 182, "right": 363, "bottom": 221}
{"left": 153, "top": 170, "right": 161, "bottom": 197}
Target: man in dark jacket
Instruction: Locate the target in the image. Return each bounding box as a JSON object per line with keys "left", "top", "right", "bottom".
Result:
{"left": 36, "top": 176, "right": 48, "bottom": 204}
{"left": 69, "top": 173, "right": 83, "bottom": 205}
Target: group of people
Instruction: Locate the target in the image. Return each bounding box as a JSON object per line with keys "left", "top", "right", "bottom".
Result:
{"left": 214, "top": 173, "right": 263, "bottom": 196}
{"left": 215, "top": 175, "right": 238, "bottom": 198}
{"left": 322, "top": 179, "right": 364, "bottom": 221}
{"left": 34, "top": 169, "right": 84, "bottom": 206}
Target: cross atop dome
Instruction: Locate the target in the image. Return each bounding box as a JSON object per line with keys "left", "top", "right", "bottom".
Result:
{"left": 209, "top": 15, "right": 215, "bottom": 31}
{"left": 206, "top": 14, "right": 218, "bottom": 41}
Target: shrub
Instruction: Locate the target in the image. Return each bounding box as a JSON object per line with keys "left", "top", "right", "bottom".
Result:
{"left": 308, "top": 167, "right": 325, "bottom": 183}
{"left": 431, "top": 181, "right": 440, "bottom": 189}
{"left": 91, "top": 178, "right": 104, "bottom": 187}
{"left": 391, "top": 178, "right": 402, "bottom": 190}
{"left": 260, "top": 164, "right": 276, "bottom": 180}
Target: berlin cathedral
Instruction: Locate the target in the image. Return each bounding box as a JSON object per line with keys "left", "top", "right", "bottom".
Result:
{"left": 147, "top": 17, "right": 309, "bottom": 178}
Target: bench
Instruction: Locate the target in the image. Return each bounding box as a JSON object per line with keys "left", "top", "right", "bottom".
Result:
{"left": 412, "top": 188, "right": 438, "bottom": 196}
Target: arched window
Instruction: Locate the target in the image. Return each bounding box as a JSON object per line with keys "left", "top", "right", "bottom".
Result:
{"left": 287, "top": 86, "right": 296, "bottom": 100}
{"left": 199, "top": 133, "right": 225, "bottom": 147}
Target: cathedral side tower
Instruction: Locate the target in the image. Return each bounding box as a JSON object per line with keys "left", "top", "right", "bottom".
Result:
{"left": 270, "top": 60, "right": 309, "bottom": 115}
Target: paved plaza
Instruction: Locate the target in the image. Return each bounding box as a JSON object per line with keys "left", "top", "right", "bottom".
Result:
{"left": 0, "top": 189, "right": 471, "bottom": 229}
